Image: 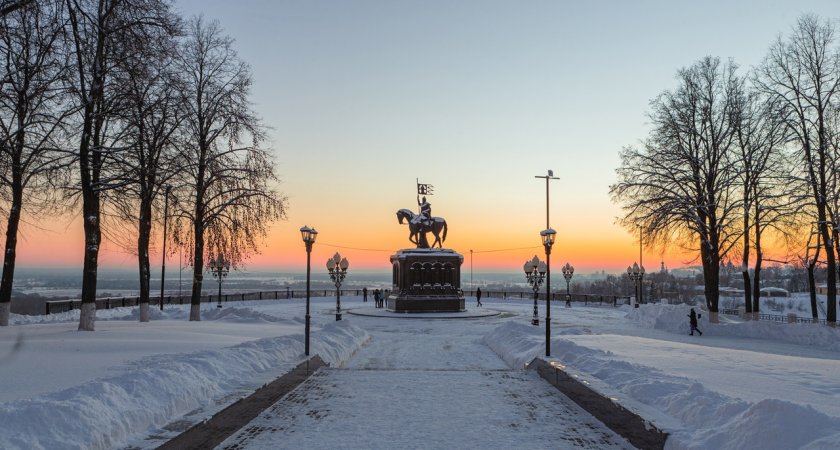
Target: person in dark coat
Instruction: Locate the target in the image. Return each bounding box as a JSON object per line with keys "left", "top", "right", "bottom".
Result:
{"left": 476, "top": 287, "right": 482, "bottom": 307}
{"left": 688, "top": 308, "right": 703, "bottom": 336}
{"left": 374, "top": 289, "right": 381, "bottom": 308}
{"left": 363, "top": 287, "right": 368, "bottom": 303}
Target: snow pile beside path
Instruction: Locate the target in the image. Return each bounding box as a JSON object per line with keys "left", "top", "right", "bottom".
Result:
{"left": 9, "top": 303, "right": 291, "bottom": 325}
{"left": 200, "top": 306, "right": 297, "bottom": 324}
{"left": 625, "top": 303, "right": 694, "bottom": 334}
{"left": 482, "top": 321, "right": 544, "bottom": 368}
{"left": 0, "top": 321, "right": 368, "bottom": 450}
{"left": 484, "top": 321, "right": 840, "bottom": 450}
{"left": 627, "top": 304, "right": 840, "bottom": 352}
{"left": 11, "top": 306, "right": 166, "bottom": 324}
{"left": 10, "top": 308, "right": 92, "bottom": 324}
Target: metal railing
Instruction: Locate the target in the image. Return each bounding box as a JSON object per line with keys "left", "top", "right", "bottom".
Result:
{"left": 463, "top": 290, "right": 629, "bottom": 306}
{"left": 48, "top": 288, "right": 830, "bottom": 326}
{"left": 43, "top": 288, "right": 378, "bottom": 315}
{"left": 717, "top": 309, "right": 830, "bottom": 325}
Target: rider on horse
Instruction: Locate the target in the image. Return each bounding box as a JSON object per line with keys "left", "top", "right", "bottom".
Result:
{"left": 414, "top": 196, "right": 432, "bottom": 230}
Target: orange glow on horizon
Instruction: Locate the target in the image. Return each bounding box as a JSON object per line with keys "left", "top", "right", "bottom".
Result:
{"left": 9, "top": 207, "right": 788, "bottom": 276}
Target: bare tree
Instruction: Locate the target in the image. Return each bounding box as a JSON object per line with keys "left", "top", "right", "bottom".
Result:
{"left": 611, "top": 57, "right": 741, "bottom": 320}
{"left": 0, "top": 0, "right": 72, "bottom": 326}
{"left": 798, "top": 223, "right": 822, "bottom": 321}
{"left": 0, "top": 0, "right": 35, "bottom": 17}
{"left": 107, "top": 12, "right": 180, "bottom": 322}
{"left": 173, "top": 16, "right": 287, "bottom": 321}
{"left": 755, "top": 15, "right": 840, "bottom": 324}
{"left": 64, "top": 0, "right": 176, "bottom": 331}
{"left": 731, "top": 82, "right": 794, "bottom": 319}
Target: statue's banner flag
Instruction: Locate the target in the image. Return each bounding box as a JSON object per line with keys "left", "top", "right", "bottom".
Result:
{"left": 417, "top": 183, "right": 434, "bottom": 195}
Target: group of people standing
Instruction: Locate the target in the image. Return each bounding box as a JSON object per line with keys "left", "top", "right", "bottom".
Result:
{"left": 362, "top": 287, "right": 386, "bottom": 308}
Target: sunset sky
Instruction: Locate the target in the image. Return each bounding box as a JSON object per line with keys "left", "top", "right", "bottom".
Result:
{"left": 9, "top": 0, "right": 840, "bottom": 274}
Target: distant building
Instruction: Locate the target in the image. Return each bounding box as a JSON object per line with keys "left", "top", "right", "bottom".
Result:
{"left": 719, "top": 287, "right": 744, "bottom": 296}
{"left": 815, "top": 284, "right": 840, "bottom": 295}
{"left": 760, "top": 287, "right": 789, "bottom": 297}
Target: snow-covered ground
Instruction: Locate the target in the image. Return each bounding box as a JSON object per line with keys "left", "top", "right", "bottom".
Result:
{"left": 1, "top": 296, "right": 839, "bottom": 449}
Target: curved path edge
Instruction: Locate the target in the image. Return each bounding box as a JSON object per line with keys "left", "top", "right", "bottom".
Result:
{"left": 156, "top": 355, "right": 328, "bottom": 450}
{"left": 528, "top": 357, "right": 668, "bottom": 450}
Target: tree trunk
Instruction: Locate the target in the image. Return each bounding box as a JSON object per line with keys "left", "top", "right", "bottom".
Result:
{"left": 0, "top": 174, "right": 22, "bottom": 326}
{"left": 808, "top": 262, "right": 819, "bottom": 321}
{"left": 741, "top": 270, "right": 752, "bottom": 319}
{"left": 79, "top": 198, "right": 100, "bottom": 331}
{"left": 752, "top": 260, "right": 762, "bottom": 321}
{"left": 751, "top": 211, "right": 763, "bottom": 320}
{"left": 78, "top": 103, "right": 100, "bottom": 332}
{"left": 701, "top": 235, "right": 721, "bottom": 322}
{"left": 72, "top": 0, "right": 109, "bottom": 332}
{"left": 137, "top": 197, "right": 152, "bottom": 322}
{"left": 741, "top": 191, "right": 752, "bottom": 317}
{"left": 189, "top": 218, "right": 204, "bottom": 321}
{"left": 818, "top": 215, "right": 837, "bottom": 324}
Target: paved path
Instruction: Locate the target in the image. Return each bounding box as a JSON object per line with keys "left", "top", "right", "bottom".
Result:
{"left": 218, "top": 313, "right": 635, "bottom": 449}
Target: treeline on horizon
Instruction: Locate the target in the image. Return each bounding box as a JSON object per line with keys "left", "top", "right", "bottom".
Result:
{"left": 610, "top": 14, "right": 840, "bottom": 323}
{"left": 0, "top": 0, "right": 287, "bottom": 328}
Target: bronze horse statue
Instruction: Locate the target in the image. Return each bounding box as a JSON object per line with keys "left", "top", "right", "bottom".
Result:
{"left": 396, "top": 209, "right": 448, "bottom": 248}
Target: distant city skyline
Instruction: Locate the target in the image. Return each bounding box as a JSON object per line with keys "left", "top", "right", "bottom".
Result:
{"left": 8, "top": 0, "right": 840, "bottom": 273}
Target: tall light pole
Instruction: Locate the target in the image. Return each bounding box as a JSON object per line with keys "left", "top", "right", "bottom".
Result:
{"left": 638, "top": 224, "right": 643, "bottom": 304}
{"left": 523, "top": 255, "right": 546, "bottom": 326}
{"left": 208, "top": 251, "right": 230, "bottom": 309}
{"left": 562, "top": 262, "right": 574, "bottom": 309}
{"left": 159, "top": 185, "right": 171, "bottom": 311}
{"left": 326, "top": 252, "right": 349, "bottom": 321}
{"left": 535, "top": 170, "right": 558, "bottom": 354}
{"left": 300, "top": 226, "right": 318, "bottom": 356}
{"left": 535, "top": 170, "right": 560, "bottom": 230}
{"left": 541, "top": 229, "right": 556, "bottom": 356}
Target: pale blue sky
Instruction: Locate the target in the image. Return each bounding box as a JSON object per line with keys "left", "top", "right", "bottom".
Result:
{"left": 164, "top": 0, "right": 840, "bottom": 271}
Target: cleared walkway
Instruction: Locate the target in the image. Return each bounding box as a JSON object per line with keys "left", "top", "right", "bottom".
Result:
{"left": 218, "top": 311, "right": 636, "bottom": 449}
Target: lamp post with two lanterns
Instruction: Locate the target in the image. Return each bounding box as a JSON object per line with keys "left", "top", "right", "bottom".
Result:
{"left": 540, "top": 228, "right": 556, "bottom": 356}
{"left": 300, "top": 226, "right": 318, "bottom": 356}
{"left": 627, "top": 262, "right": 644, "bottom": 308}
{"left": 562, "top": 262, "right": 574, "bottom": 307}
{"left": 523, "top": 255, "right": 546, "bottom": 326}
{"left": 326, "top": 252, "right": 349, "bottom": 321}
{"left": 208, "top": 251, "right": 230, "bottom": 309}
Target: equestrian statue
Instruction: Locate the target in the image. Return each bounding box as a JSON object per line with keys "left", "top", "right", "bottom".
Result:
{"left": 396, "top": 180, "right": 448, "bottom": 248}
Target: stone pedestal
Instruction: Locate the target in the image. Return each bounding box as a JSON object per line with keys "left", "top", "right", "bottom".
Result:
{"left": 387, "top": 248, "right": 465, "bottom": 312}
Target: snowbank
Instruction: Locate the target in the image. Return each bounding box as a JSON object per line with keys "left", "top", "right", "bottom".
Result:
{"left": 0, "top": 317, "right": 368, "bottom": 450}
{"left": 627, "top": 303, "right": 840, "bottom": 352}
{"left": 484, "top": 320, "right": 840, "bottom": 450}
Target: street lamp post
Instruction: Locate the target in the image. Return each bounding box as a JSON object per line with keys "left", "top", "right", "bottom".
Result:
{"left": 523, "top": 255, "right": 546, "bottom": 326}
{"left": 326, "top": 252, "right": 349, "bottom": 321}
{"left": 159, "top": 185, "right": 171, "bottom": 311}
{"left": 627, "top": 262, "right": 644, "bottom": 308}
{"left": 540, "top": 229, "right": 556, "bottom": 356}
{"left": 562, "top": 262, "right": 574, "bottom": 308}
{"left": 300, "top": 226, "right": 318, "bottom": 356}
{"left": 637, "top": 224, "right": 644, "bottom": 304}
{"left": 208, "top": 251, "right": 230, "bottom": 309}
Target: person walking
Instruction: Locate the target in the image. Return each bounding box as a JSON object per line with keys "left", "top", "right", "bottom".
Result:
{"left": 476, "top": 287, "right": 482, "bottom": 307}
{"left": 688, "top": 308, "right": 703, "bottom": 336}
{"left": 374, "top": 289, "right": 381, "bottom": 308}
{"left": 363, "top": 287, "right": 368, "bottom": 303}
